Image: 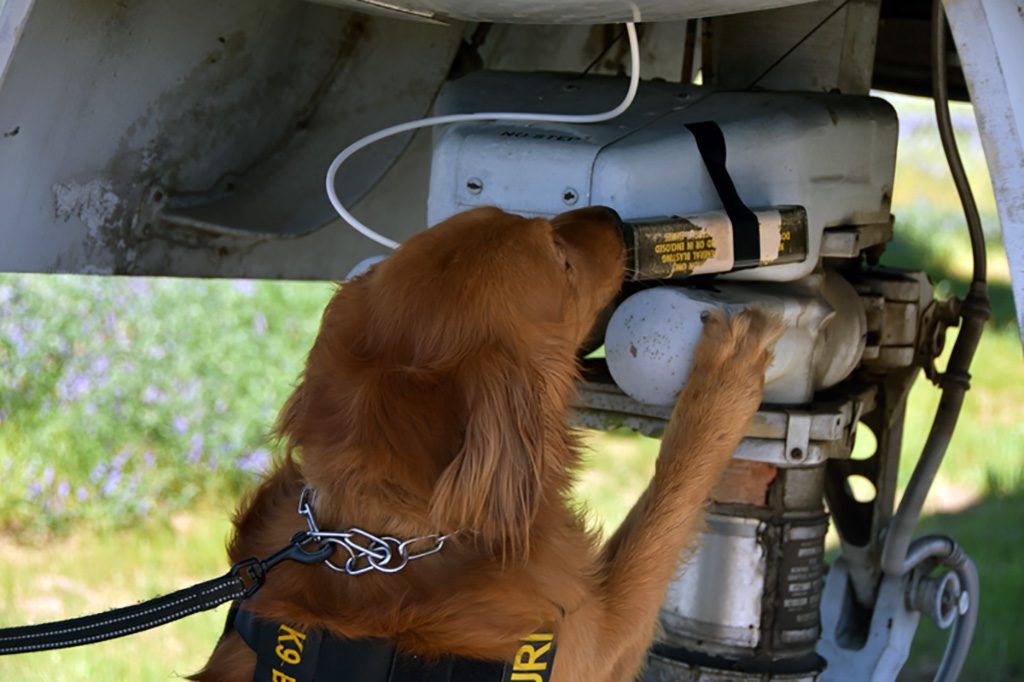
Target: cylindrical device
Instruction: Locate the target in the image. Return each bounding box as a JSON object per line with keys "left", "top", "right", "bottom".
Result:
{"left": 646, "top": 463, "right": 830, "bottom": 682}
{"left": 620, "top": 206, "right": 808, "bottom": 280}
{"left": 604, "top": 271, "right": 866, "bottom": 405}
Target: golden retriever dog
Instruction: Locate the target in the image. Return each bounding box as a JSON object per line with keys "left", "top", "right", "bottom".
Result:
{"left": 194, "top": 206, "right": 781, "bottom": 682}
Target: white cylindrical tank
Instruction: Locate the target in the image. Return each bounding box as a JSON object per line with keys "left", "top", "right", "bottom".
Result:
{"left": 604, "top": 272, "right": 866, "bottom": 405}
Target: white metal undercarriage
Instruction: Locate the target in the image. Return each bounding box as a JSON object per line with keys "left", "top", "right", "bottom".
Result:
{"left": 2, "top": 1, "right": 1021, "bottom": 680}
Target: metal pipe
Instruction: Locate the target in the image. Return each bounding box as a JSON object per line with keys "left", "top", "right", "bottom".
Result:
{"left": 937, "top": 554, "right": 979, "bottom": 682}
{"left": 931, "top": 0, "right": 986, "bottom": 284}
{"left": 900, "top": 536, "right": 979, "bottom": 682}
{"left": 880, "top": 0, "right": 991, "bottom": 579}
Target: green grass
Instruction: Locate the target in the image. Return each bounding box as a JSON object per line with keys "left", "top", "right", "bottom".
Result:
{"left": 0, "top": 509, "right": 233, "bottom": 680}
{"left": 1, "top": 92, "right": 1022, "bottom": 680}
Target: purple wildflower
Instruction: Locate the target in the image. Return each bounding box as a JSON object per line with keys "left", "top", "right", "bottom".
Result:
{"left": 42, "top": 466, "right": 54, "bottom": 486}
{"left": 233, "top": 280, "right": 256, "bottom": 297}
{"left": 58, "top": 372, "right": 91, "bottom": 402}
{"left": 102, "top": 470, "right": 122, "bottom": 497}
{"left": 128, "top": 279, "right": 151, "bottom": 296}
{"left": 57, "top": 481, "right": 70, "bottom": 499}
{"left": 173, "top": 416, "right": 189, "bottom": 435}
{"left": 253, "top": 312, "right": 267, "bottom": 336}
{"left": 27, "top": 481, "right": 42, "bottom": 500}
{"left": 186, "top": 434, "right": 205, "bottom": 465}
{"left": 6, "top": 325, "right": 28, "bottom": 357}
{"left": 76, "top": 487, "right": 89, "bottom": 501}
{"left": 89, "top": 462, "right": 107, "bottom": 484}
{"left": 142, "top": 385, "right": 164, "bottom": 404}
{"left": 237, "top": 448, "right": 271, "bottom": 475}
{"left": 91, "top": 355, "right": 110, "bottom": 377}
{"left": 142, "top": 451, "right": 155, "bottom": 468}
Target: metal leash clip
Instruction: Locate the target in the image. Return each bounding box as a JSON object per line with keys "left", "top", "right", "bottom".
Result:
{"left": 231, "top": 530, "right": 336, "bottom": 597}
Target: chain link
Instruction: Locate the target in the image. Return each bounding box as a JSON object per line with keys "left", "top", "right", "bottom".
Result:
{"left": 297, "top": 487, "right": 454, "bottom": 576}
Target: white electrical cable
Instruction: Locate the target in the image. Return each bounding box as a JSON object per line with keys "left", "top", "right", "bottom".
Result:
{"left": 325, "top": 22, "right": 641, "bottom": 250}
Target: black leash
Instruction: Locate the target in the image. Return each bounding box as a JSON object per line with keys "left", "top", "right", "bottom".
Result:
{"left": 0, "top": 531, "right": 333, "bottom": 656}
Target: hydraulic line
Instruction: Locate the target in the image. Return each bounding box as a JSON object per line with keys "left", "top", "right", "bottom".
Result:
{"left": 879, "top": 2, "right": 990, "bottom": 681}
{"left": 881, "top": 0, "right": 991, "bottom": 578}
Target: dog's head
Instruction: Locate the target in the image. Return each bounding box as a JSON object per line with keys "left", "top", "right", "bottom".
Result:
{"left": 280, "top": 206, "right": 625, "bottom": 558}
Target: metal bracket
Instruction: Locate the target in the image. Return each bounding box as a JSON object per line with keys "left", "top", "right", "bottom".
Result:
{"left": 820, "top": 220, "right": 894, "bottom": 258}
{"left": 783, "top": 412, "right": 813, "bottom": 465}
{"left": 817, "top": 558, "right": 921, "bottom": 681}
{"left": 571, "top": 369, "right": 876, "bottom": 468}
{"left": 915, "top": 297, "right": 962, "bottom": 385}
{"left": 855, "top": 268, "right": 933, "bottom": 370}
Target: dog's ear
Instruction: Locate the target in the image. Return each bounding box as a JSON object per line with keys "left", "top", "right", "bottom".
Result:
{"left": 429, "top": 346, "right": 544, "bottom": 562}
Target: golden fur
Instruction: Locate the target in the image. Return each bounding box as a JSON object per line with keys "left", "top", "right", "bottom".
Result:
{"left": 193, "top": 206, "right": 782, "bottom": 682}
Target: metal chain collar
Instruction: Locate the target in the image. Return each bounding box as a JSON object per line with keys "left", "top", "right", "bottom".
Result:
{"left": 297, "top": 487, "right": 456, "bottom": 576}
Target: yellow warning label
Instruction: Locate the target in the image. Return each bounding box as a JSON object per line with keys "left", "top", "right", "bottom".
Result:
{"left": 651, "top": 232, "right": 718, "bottom": 273}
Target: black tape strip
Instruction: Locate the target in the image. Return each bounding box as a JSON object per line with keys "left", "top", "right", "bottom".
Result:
{"left": 684, "top": 121, "right": 761, "bottom": 264}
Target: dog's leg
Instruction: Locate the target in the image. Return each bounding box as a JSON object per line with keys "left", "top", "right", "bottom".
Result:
{"left": 588, "top": 308, "right": 783, "bottom": 681}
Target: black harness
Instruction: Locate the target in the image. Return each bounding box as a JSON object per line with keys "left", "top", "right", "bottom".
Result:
{"left": 226, "top": 602, "right": 557, "bottom": 682}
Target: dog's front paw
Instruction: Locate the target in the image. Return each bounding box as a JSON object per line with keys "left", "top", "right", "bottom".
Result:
{"left": 680, "top": 307, "right": 785, "bottom": 415}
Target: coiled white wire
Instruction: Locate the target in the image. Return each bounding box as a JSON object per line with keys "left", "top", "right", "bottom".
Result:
{"left": 325, "top": 22, "right": 641, "bottom": 250}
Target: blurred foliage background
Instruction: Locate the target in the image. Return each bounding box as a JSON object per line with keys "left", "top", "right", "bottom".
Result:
{"left": 1, "top": 93, "right": 1021, "bottom": 680}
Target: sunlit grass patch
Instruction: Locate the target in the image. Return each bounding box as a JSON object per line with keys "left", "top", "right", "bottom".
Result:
{"left": 0, "top": 508, "right": 233, "bottom": 680}
{"left": 575, "top": 429, "right": 658, "bottom": 535}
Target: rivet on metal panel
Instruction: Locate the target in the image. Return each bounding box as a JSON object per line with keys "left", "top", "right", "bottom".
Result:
{"left": 562, "top": 188, "right": 579, "bottom": 205}
{"left": 466, "top": 177, "right": 483, "bottom": 195}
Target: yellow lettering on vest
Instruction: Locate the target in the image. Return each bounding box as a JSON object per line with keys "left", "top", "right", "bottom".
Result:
{"left": 276, "top": 645, "right": 301, "bottom": 665}
{"left": 271, "top": 671, "right": 297, "bottom": 682}
{"left": 275, "top": 624, "right": 305, "bottom": 666}
{"left": 513, "top": 641, "right": 552, "bottom": 672}
{"left": 277, "top": 624, "right": 307, "bottom": 652}
{"left": 510, "top": 674, "right": 543, "bottom": 682}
